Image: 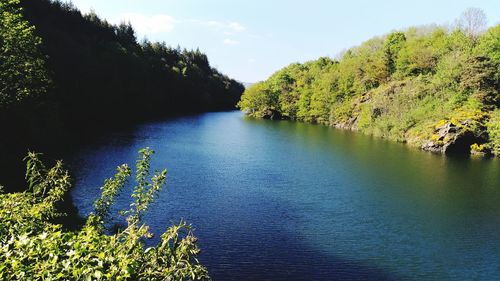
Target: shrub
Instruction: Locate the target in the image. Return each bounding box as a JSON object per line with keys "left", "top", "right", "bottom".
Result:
{"left": 487, "top": 110, "right": 500, "bottom": 155}
{"left": 0, "top": 148, "right": 209, "bottom": 280}
{"left": 470, "top": 143, "right": 490, "bottom": 156}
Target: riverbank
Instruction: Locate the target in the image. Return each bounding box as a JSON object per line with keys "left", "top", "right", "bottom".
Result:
{"left": 237, "top": 25, "right": 500, "bottom": 157}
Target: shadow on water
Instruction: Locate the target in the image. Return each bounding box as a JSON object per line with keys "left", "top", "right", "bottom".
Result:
{"left": 144, "top": 184, "right": 406, "bottom": 281}
{"left": 0, "top": 109, "right": 232, "bottom": 192}
{"left": 200, "top": 206, "right": 407, "bottom": 281}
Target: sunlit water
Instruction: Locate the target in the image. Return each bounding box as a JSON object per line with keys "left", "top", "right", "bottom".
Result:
{"left": 69, "top": 111, "right": 500, "bottom": 281}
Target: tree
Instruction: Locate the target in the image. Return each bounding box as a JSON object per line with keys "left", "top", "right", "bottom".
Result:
{"left": 116, "top": 22, "right": 137, "bottom": 47}
{"left": 0, "top": 0, "right": 49, "bottom": 109}
{"left": 456, "top": 7, "right": 487, "bottom": 38}
{"left": 475, "top": 25, "right": 500, "bottom": 63}
{"left": 460, "top": 56, "right": 500, "bottom": 108}
{"left": 383, "top": 32, "right": 406, "bottom": 75}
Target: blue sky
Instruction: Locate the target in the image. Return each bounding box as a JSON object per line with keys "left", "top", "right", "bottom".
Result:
{"left": 65, "top": 0, "right": 499, "bottom": 83}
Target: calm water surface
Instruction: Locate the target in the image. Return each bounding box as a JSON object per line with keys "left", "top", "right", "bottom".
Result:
{"left": 69, "top": 111, "right": 500, "bottom": 281}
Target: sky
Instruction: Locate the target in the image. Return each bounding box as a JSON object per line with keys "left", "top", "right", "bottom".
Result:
{"left": 64, "top": 0, "right": 500, "bottom": 83}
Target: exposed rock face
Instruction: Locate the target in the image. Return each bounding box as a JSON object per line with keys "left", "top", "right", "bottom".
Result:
{"left": 421, "top": 121, "right": 480, "bottom": 155}
{"left": 422, "top": 122, "right": 457, "bottom": 153}
{"left": 333, "top": 116, "right": 358, "bottom": 130}
{"left": 261, "top": 108, "right": 283, "bottom": 120}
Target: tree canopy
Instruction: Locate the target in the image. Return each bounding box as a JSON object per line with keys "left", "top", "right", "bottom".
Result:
{"left": 16, "top": 0, "right": 244, "bottom": 125}
{"left": 239, "top": 19, "right": 500, "bottom": 156}
{"left": 0, "top": 0, "right": 49, "bottom": 108}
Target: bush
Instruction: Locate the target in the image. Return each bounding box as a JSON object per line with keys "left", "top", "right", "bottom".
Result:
{"left": 487, "top": 110, "right": 500, "bottom": 155}
{"left": 470, "top": 143, "right": 490, "bottom": 156}
{"left": 0, "top": 148, "right": 209, "bottom": 280}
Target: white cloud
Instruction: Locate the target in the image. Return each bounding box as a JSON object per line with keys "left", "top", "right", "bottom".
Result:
{"left": 223, "top": 38, "right": 239, "bottom": 45}
{"left": 248, "top": 58, "right": 256, "bottom": 63}
{"left": 228, "top": 22, "right": 245, "bottom": 32}
{"left": 207, "top": 20, "right": 220, "bottom": 27}
{"left": 202, "top": 20, "right": 245, "bottom": 33}
{"left": 118, "top": 13, "right": 175, "bottom": 34}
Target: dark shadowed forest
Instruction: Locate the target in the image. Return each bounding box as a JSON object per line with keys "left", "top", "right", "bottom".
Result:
{"left": 0, "top": 0, "right": 244, "bottom": 190}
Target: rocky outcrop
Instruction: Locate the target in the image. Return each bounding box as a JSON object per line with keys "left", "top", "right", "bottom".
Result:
{"left": 261, "top": 108, "right": 283, "bottom": 120}
{"left": 421, "top": 120, "right": 482, "bottom": 155}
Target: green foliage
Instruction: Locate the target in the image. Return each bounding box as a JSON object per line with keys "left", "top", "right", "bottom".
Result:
{"left": 475, "top": 25, "right": 500, "bottom": 63}
{"left": 0, "top": 148, "right": 209, "bottom": 280}
{"left": 93, "top": 164, "right": 131, "bottom": 224}
{"left": 470, "top": 143, "right": 489, "bottom": 156}
{"left": 237, "top": 82, "right": 280, "bottom": 118}
{"left": 0, "top": 0, "right": 49, "bottom": 108}
{"left": 238, "top": 22, "right": 500, "bottom": 156}
{"left": 460, "top": 56, "right": 500, "bottom": 108}
{"left": 487, "top": 109, "right": 500, "bottom": 155}
{"left": 383, "top": 32, "right": 406, "bottom": 75}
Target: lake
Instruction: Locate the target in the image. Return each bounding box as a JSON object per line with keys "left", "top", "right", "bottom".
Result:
{"left": 68, "top": 111, "right": 500, "bottom": 281}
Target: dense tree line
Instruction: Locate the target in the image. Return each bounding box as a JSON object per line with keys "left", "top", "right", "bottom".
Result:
{"left": 0, "top": 0, "right": 244, "bottom": 189}
{"left": 239, "top": 11, "right": 499, "bottom": 157}
{"left": 17, "top": 0, "right": 243, "bottom": 124}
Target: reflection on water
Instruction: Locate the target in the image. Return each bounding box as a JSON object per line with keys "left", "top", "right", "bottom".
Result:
{"left": 69, "top": 111, "right": 500, "bottom": 281}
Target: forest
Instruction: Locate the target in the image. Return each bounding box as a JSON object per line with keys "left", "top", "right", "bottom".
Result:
{"left": 0, "top": 0, "right": 244, "bottom": 190}
{"left": 238, "top": 10, "right": 499, "bottom": 157}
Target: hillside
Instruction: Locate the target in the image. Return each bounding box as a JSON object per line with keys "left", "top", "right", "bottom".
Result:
{"left": 18, "top": 0, "right": 244, "bottom": 124}
{"left": 0, "top": 0, "right": 244, "bottom": 190}
{"left": 238, "top": 24, "right": 499, "bottom": 157}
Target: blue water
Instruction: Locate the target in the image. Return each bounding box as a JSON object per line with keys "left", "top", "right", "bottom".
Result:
{"left": 69, "top": 111, "right": 500, "bottom": 280}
